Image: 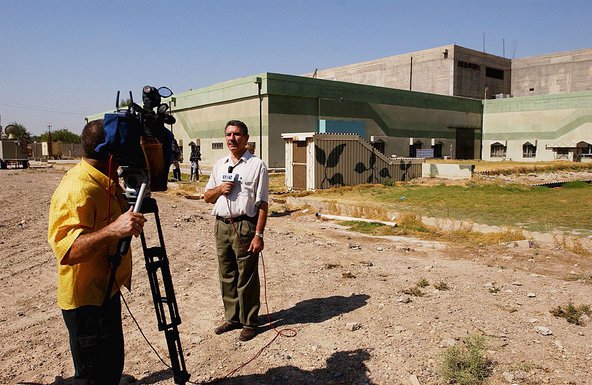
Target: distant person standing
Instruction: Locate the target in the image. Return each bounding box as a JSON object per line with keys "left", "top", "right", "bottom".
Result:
{"left": 190, "top": 144, "right": 201, "bottom": 182}
{"left": 204, "top": 120, "right": 268, "bottom": 342}
{"left": 172, "top": 138, "right": 182, "bottom": 181}
{"left": 173, "top": 160, "right": 182, "bottom": 181}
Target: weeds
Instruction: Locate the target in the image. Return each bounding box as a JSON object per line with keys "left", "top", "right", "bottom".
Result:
{"left": 565, "top": 274, "right": 592, "bottom": 284}
{"left": 550, "top": 302, "right": 592, "bottom": 325}
{"left": 434, "top": 281, "right": 450, "bottom": 291}
{"left": 553, "top": 235, "right": 592, "bottom": 256}
{"left": 402, "top": 286, "right": 424, "bottom": 297}
{"left": 488, "top": 282, "right": 501, "bottom": 294}
{"left": 440, "top": 334, "right": 490, "bottom": 385}
{"left": 416, "top": 278, "right": 430, "bottom": 288}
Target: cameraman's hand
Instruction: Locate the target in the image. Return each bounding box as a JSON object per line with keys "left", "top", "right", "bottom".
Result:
{"left": 63, "top": 207, "right": 146, "bottom": 265}
{"left": 109, "top": 207, "right": 146, "bottom": 238}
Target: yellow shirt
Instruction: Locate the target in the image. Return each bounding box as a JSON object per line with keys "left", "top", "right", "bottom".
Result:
{"left": 48, "top": 159, "right": 132, "bottom": 310}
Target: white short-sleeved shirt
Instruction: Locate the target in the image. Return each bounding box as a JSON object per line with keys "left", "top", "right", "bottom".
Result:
{"left": 205, "top": 151, "right": 268, "bottom": 218}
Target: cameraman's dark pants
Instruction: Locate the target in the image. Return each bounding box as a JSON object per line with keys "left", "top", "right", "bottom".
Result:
{"left": 62, "top": 293, "right": 124, "bottom": 385}
{"left": 215, "top": 216, "right": 260, "bottom": 328}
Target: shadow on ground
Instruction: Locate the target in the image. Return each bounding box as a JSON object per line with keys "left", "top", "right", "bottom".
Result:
{"left": 260, "top": 294, "right": 370, "bottom": 333}
{"left": 208, "top": 349, "right": 375, "bottom": 385}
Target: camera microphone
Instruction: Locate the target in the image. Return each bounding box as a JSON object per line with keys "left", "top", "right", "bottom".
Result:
{"left": 228, "top": 165, "right": 235, "bottom": 173}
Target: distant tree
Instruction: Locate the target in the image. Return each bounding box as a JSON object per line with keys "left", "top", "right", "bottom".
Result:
{"left": 4, "top": 122, "right": 33, "bottom": 142}
{"left": 119, "top": 98, "right": 132, "bottom": 108}
{"left": 38, "top": 128, "right": 80, "bottom": 143}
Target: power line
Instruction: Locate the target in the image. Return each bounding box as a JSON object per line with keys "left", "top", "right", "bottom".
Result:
{"left": 0, "top": 100, "right": 89, "bottom": 115}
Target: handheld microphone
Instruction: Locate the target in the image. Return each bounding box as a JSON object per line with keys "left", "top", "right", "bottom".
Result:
{"left": 222, "top": 165, "right": 238, "bottom": 183}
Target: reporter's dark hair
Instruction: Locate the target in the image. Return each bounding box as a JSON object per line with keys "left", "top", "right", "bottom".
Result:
{"left": 225, "top": 120, "right": 248, "bottom": 136}
{"left": 81, "top": 120, "right": 108, "bottom": 160}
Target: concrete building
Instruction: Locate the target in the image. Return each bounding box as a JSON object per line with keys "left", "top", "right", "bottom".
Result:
{"left": 306, "top": 45, "right": 512, "bottom": 99}
{"left": 170, "top": 73, "right": 483, "bottom": 169}
{"left": 87, "top": 45, "right": 592, "bottom": 167}
{"left": 511, "top": 48, "right": 592, "bottom": 97}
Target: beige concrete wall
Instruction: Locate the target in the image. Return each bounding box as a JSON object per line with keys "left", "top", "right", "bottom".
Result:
{"left": 172, "top": 97, "right": 269, "bottom": 166}
{"left": 422, "top": 163, "right": 474, "bottom": 180}
{"left": 512, "top": 48, "right": 592, "bottom": 97}
{"left": 482, "top": 91, "right": 592, "bottom": 161}
{"left": 306, "top": 45, "right": 511, "bottom": 99}
{"left": 307, "top": 45, "right": 455, "bottom": 95}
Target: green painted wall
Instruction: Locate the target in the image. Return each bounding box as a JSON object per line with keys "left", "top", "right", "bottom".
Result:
{"left": 87, "top": 73, "right": 483, "bottom": 168}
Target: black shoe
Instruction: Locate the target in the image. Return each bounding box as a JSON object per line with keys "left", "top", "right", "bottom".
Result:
{"left": 214, "top": 321, "right": 242, "bottom": 335}
{"left": 239, "top": 327, "right": 257, "bottom": 341}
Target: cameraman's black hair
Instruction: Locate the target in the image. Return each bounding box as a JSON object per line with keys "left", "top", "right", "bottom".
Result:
{"left": 225, "top": 120, "right": 248, "bottom": 136}
{"left": 81, "top": 120, "right": 108, "bottom": 161}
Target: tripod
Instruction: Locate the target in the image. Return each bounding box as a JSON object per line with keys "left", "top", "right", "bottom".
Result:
{"left": 105, "top": 177, "right": 190, "bottom": 385}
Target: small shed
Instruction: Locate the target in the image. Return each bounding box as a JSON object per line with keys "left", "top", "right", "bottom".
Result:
{"left": 282, "top": 132, "right": 424, "bottom": 190}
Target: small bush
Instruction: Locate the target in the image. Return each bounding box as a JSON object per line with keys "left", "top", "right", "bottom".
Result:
{"left": 434, "top": 281, "right": 450, "bottom": 291}
{"left": 397, "top": 212, "right": 432, "bottom": 233}
{"left": 550, "top": 302, "right": 592, "bottom": 325}
{"left": 402, "top": 286, "right": 424, "bottom": 297}
{"left": 416, "top": 278, "right": 430, "bottom": 288}
{"left": 381, "top": 177, "right": 395, "bottom": 186}
{"left": 441, "top": 334, "right": 490, "bottom": 385}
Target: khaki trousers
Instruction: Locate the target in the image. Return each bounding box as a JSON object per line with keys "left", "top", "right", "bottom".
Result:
{"left": 215, "top": 218, "right": 260, "bottom": 327}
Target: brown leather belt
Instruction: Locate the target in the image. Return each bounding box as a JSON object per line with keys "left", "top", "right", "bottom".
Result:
{"left": 216, "top": 215, "right": 257, "bottom": 224}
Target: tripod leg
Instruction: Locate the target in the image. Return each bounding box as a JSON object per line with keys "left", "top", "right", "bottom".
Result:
{"left": 139, "top": 197, "right": 190, "bottom": 385}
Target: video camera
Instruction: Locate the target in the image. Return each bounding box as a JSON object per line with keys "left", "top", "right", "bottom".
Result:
{"left": 96, "top": 85, "right": 177, "bottom": 197}
{"left": 96, "top": 86, "right": 191, "bottom": 384}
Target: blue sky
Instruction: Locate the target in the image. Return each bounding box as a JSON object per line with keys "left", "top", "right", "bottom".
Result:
{"left": 1, "top": 0, "right": 590, "bottom": 135}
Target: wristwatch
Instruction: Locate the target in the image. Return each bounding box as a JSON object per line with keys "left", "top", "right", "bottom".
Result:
{"left": 255, "top": 231, "right": 264, "bottom": 239}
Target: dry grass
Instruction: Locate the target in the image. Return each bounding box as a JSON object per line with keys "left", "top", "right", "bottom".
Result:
{"left": 552, "top": 234, "right": 592, "bottom": 256}
{"left": 440, "top": 334, "right": 490, "bottom": 385}
{"left": 429, "top": 159, "right": 592, "bottom": 174}
{"left": 339, "top": 212, "right": 526, "bottom": 246}
{"left": 550, "top": 303, "right": 592, "bottom": 325}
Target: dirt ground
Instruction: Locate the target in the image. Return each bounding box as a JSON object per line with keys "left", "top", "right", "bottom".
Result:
{"left": 1, "top": 167, "right": 591, "bottom": 385}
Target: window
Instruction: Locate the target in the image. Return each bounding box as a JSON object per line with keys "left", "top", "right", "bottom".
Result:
{"left": 523, "top": 142, "right": 536, "bottom": 158}
{"left": 486, "top": 67, "right": 504, "bottom": 80}
{"left": 490, "top": 142, "right": 506, "bottom": 158}
{"left": 457, "top": 60, "right": 480, "bottom": 71}
{"left": 555, "top": 148, "right": 569, "bottom": 160}
{"left": 212, "top": 142, "right": 224, "bottom": 150}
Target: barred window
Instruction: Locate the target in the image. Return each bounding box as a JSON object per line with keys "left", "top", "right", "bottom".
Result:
{"left": 212, "top": 142, "right": 224, "bottom": 150}
{"left": 523, "top": 143, "right": 536, "bottom": 158}
{"left": 490, "top": 143, "right": 506, "bottom": 158}
{"left": 457, "top": 60, "right": 480, "bottom": 71}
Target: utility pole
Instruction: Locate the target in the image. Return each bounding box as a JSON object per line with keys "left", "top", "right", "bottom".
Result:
{"left": 47, "top": 124, "right": 53, "bottom": 159}
{"left": 255, "top": 77, "right": 263, "bottom": 159}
